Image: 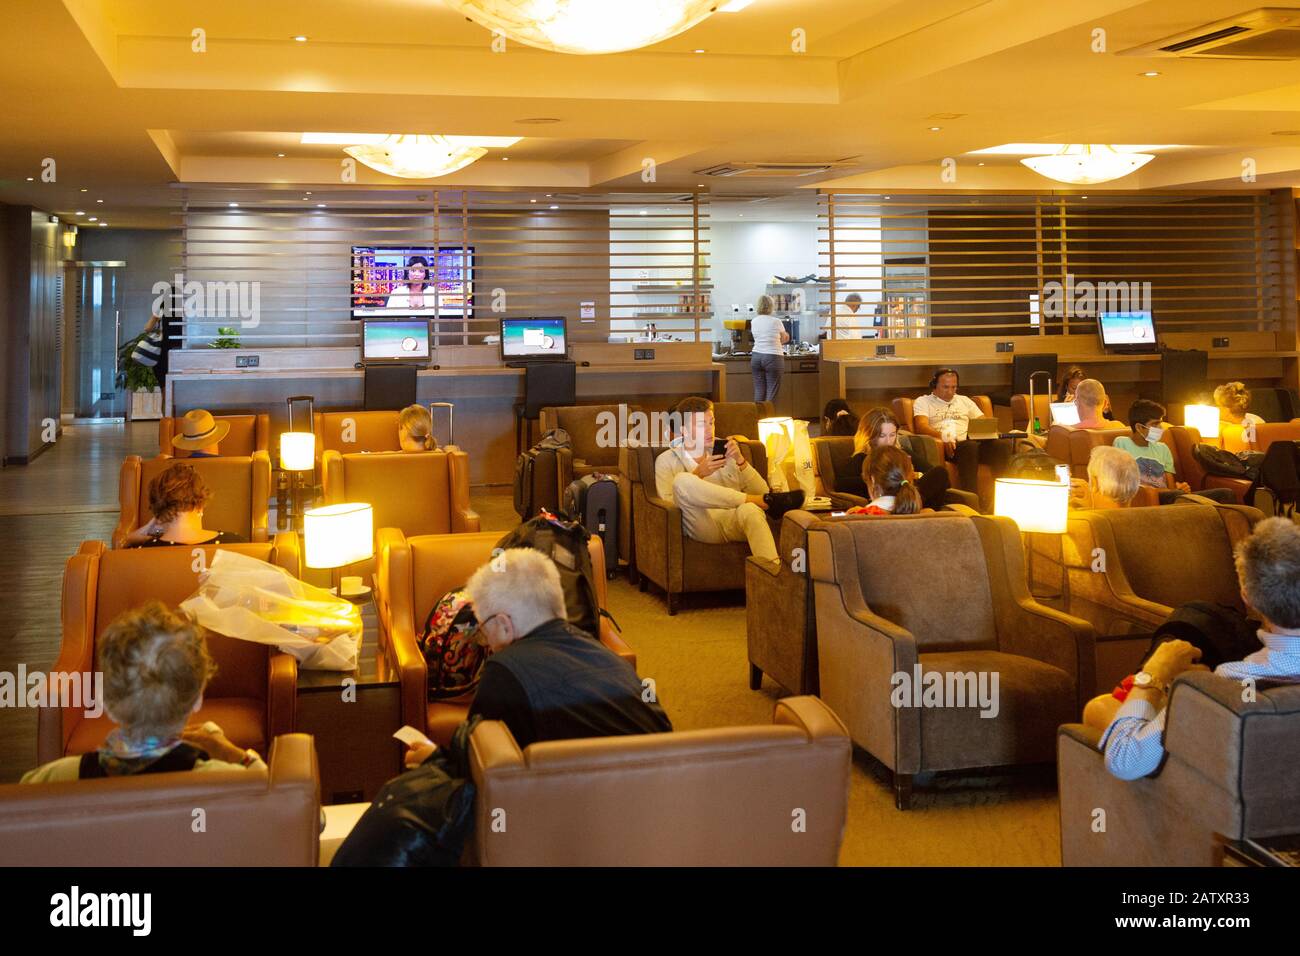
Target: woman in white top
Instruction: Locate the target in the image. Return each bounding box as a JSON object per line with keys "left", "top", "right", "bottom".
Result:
{"left": 384, "top": 256, "right": 433, "bottom": 313}
{"left": 750, "top": 294, "right": 789, "bottom": 402}
{"left": 1214, "top": 381, "right": 1265, "bottom": 429}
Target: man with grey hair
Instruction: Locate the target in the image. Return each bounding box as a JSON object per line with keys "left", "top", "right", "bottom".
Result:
{"left": 1101, "top": 517, "right": 1300, "bottom": 779}
{"left": 1079, "top": 444, "right": 1140, "bottom": 509}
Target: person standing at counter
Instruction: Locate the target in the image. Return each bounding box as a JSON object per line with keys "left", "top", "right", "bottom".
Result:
{"left": 750, "top": 294, "right": 789, "bottom": 403}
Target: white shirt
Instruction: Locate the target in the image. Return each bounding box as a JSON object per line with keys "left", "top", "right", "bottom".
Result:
{"left": 1240, "top": 412, "right": 1265, "bottom": 428}
{"left": 750, "top": 316, "right": 785, "bottom": 356}
{"left": 654, "top": 439, "right": 766, "bottom": 505}
{"left": 912, "top": 393, "right": 984, "bottom": 443}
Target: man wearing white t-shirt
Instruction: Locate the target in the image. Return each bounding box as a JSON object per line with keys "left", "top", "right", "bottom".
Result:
{"left": 911, "top": 367, "right": 1012, "bottom": 501}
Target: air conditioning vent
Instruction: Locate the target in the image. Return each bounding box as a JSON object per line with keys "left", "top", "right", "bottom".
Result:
{"left": 1122, "top": 7, "right": 1300, "bottom": 59}
{"left": 695, "top": 162, "right": 850, "bottom": 178}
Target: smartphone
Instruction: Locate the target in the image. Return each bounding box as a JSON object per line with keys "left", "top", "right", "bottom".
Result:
{"left": 712, "top": 438, "right": 729, "bottom": 458}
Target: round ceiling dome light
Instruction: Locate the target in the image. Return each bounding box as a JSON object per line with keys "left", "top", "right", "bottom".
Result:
{"left": 1021, "top": 144, "right": 1154, "bottom": 185}
{"left": 446, "top": 0, "right": 722, "bottom": 55}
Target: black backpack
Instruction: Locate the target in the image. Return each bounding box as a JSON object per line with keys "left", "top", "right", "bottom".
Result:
{"left": 1247, "top": 440, "right": 1300, "bottom": 517}
{"left": 1005, "top": 447, "right": 1062, "bottom": 482}
{"left": 1192, "top": 443, "right": 1259, "bottom": 480}
{"left": 1145, "top": 601, "right": 1262, "bottom": 672}
{"left": 494, "top": 512, "right": 619, "bottom": 639}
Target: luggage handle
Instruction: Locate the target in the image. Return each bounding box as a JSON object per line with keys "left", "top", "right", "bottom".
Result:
{"left": 286, "top": 395, "right": 315, "bottom": 434}
{"left": 429, "top": 401, "right": 453, "bottom": 447}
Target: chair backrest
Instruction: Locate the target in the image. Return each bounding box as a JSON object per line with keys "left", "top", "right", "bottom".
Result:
{"left": 811, "top": 436, "right": 858, "bottom": 494}
{"left": 469, "top": 696, "right": 849, "bottom": 866}
{"left": 1045, "top": 425, "right": 1149, "bottom": 478}
{"left": 0, "top": 735, "right": 320, "bottom": 866}
{"left": 713, "top": 401, "right": 775, "bottom": 439}
{"left": 314, "top": 410, "right": 402, "bottom": 459}
{"left": 363, "top": 364, "right": 418, "bottom": 410}
{"left": 524, "top": 362, "right": 577, "bottom": 418}
{"left": 159, "top": 414, "right": 267, "bottom": 458}
{"left": 812, "top": 512, "right": 998, "bottom": 651}
{"left": 1086, "top": 503, "right": 1257, "bottom": 610}
{"left": 325, "top": 450, "right": 465, "bottom": 537}
{"left": 892, "top": 394, "right": 993, "bottom": 431}
{"left": 629, "top": 444, "right": 663, "bottom": 497}
{"left": 1010, "top": 394, "right": 1053, "bottom": 431}
{"left": 1252, "top": 421, "right": 1300, "bottom": 452}
{"left": 1247, "top": 387, "right": 1298, "bottom": 423}
{"left": 131, "top": 454, "right": 264, "bottom": 541}
{"left": 540, "top": 404, "right": 632, "bottom": 468}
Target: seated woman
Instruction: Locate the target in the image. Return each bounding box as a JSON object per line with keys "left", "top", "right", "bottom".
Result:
{"left": 398, "top": 404, "right": 438, "bottom": 453}
{"left": 842, "top": 407, "right": 953, "bottom": 510}
{"left": 1069, "top": 445, "right": 1140, "bottom": 511}
{"left": 22, "top": 600, "right": 265, "bottom": 782}
{"left": 821, "top": 398, "right": 857, "bottom": 437}
{"left": 1057, "top": 366, "right": 1114, "bottom": 421}
{"left": 846, "top": 445, "right": 924, "bottom": 515}
{"left": 1214, "top": 381, "right": 1265, "bottom": 429}
{"left": 123, "top": 462, "right": 246, "bottom": 547}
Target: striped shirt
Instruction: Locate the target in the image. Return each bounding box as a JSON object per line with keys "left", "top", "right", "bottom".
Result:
{"left": 1100, "top": 629, "right": 1300, "bottom": 780}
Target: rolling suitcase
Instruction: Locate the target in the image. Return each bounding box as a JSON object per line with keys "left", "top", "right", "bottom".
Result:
{"left": 513, "top": 429, "right": 570, "bottom": 520}
{"left": 563, "top": 474, "right": 619, "bottom": 577}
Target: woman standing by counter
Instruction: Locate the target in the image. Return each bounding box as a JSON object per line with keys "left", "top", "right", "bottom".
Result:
{"left": 750, "top": 294, "right": 789, "bottom": 402}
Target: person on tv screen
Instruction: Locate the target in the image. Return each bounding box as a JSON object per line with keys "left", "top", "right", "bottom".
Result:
{"left": 384, "top": 255, "right": 432, "bottom": 312}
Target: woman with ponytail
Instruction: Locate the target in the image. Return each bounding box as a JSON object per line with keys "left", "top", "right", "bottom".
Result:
{"left": 847, "top": 445, "right": 924, "bottom": 515}
{"left": 398, "top": 404, "right": 437, "bottom": 452}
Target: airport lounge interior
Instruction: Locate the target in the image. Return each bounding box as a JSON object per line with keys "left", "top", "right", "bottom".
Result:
{"left": 1, "top": 0, "right": 1300, "bottom": 892}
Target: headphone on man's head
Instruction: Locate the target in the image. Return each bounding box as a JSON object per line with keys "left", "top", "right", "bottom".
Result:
{"left": 929, "top": 367, "right": 959, "bottom": 390}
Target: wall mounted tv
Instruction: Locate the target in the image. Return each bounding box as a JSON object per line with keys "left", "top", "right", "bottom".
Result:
{"left": 351, "top": 246, "right": 473, "bottom": 318}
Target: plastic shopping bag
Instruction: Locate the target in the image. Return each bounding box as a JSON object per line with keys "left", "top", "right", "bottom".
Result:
{"left": 788, "top": 418, "right": 816, "bottom": 498}
{"left": 764, "top": 428, "right": 791, "bottom": 492}
{"left": 180, "top": 549, "right": 361, "bottom": 670}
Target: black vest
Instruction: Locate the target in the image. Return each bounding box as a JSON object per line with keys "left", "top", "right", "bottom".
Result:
{"left": 78, "top": 743, "right": 208, "bottom": 779}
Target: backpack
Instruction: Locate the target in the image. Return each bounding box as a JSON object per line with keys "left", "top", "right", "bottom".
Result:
{"left": 418, "top": 588, "right": 485, "bottom": 700}
{"left": 513, "top": 428, "right": 571, "bottom": 520}
{"left": 1192, "top": 443, "right": 1257, "bottom": 480}
{"left": 1247, "top": 440, "right": 1300, "bottom": 517}
{"left": 1145, "top": 601, "right": 1262, "bottom": 672}
{"left": 494, "top": 511, "right": 619, "bottom": 639}
{"left": 1004, "top": 447, "right": 1062, "bottom": 482}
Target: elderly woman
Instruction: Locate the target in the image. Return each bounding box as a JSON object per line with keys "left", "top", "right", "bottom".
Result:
{"left": 1096, "top": 517, "right": 1300, "bottom": 780}
{"left": 397, "top": 403, "right": 438, "bottom": 452}
{"left": 1213, "top": 381, "right": 1265, "bottom": 428}
{"left": 22, "top": 601, "right": 264, "bottom": 781}
{"left": 1070, "top": 445, "right": 1141, "bottom": 511}
{"left": 123, "top": 462, "right": 246, "bottom": 547}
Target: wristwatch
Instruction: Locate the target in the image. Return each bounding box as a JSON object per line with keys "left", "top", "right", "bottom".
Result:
{"left": 1132, "top": 671, "right": 1165, "bottom": 693}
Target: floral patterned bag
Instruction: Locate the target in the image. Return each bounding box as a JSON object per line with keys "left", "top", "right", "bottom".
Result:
{"left": 417, "top": 588, "right": 484, "bottom": 700}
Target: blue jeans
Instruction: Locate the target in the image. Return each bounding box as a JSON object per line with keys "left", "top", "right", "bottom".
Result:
{"left": 751, "top": 353, "right": 783, "bottom": 402}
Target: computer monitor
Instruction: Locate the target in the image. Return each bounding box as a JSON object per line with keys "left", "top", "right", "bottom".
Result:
{"left": 500, "top": 317, "right": 568, "bottom": 361}
{"left": 361, "top": 319, "right": 430, "bottom": 364}
{"left": 1098, "top": 310, "right": 1158, "bottom": 353}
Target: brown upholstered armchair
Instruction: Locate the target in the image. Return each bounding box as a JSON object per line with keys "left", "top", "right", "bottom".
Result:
{"left": 468, "top": 696, "right": 850, "bottom": 866}
{"left": 808, "top": 512, "right": 1095, "bottom": 809}
{"left": 38, "top": 538, "right": 301, "bottom": 765}
{"left": 374, "top": 528, "right": 634, "bottom": 748}
{"left": 627, "top": 443, "right": 753, "bottom": 614}
{"left": 1164, "top": 425, "right": 1250, "bottom": 503}
{"left": 322, "top": 448, "right": 479, "bottom": 539}
{"left": 811, "top": 434, "right": 973, "bottom": 511}
{"left": 159, "top": 413, "right": 269, "bottom": 458}
{"left": 314, "top": 410, "right": 403, "bottom": 464}
{"left": 892, "top": 393, "right": 996, "bottom": 498}
{"left": 1058, "top": 675, "right": 1300, "bottom": 866}
{"left": 1010, "top": 393, "right": 1053, "bottom": 432}
{"left": 1026, "top": 501, "right": 1261, "bottom": 694}
{"left": 712, "top": 400, "right": 773, "bottom": 477}
{"left": 113, "top": 453, "right": 272, "bottom": 549}
{"left": 1, "top": 735, "right": 320, "bottom": 866}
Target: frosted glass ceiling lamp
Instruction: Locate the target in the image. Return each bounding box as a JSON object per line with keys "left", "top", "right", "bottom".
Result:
{"left": 1020, "top": 145, "right": 1154, "bottom": 185}
{"left": 444, "top": 0, "right": 722, "bottom": 55}
{"left": 343, "top": 135, "right": 488, "bottom": 179}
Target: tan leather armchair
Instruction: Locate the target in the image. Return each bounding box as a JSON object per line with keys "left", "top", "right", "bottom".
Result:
{"left": 1165, "top": 425, "right": 1249, "bottom": 503}
{"left": 314, "top": 410, "right": 404, "bottom": 465}
{"left": 1, "top": 735, "right": 320, "bottom": 866}
{"left": 1059, "top": 675, "right": 1300, "bottom": 866}
{"left": 1026, "top": 501, "right": 1261, "bottom": 694}
{"left": 113, "top": 453, "right": 272, "bottom": 549}
{"left": 322, "top": 448, "right": 479, "bottom": 538}
{"left": 627, "top": 443, "right": 752, "bottom": 615}
{"left": 39, "top": 538, "right": 301, "bottom": 765}
{"left": 159, "top": 413, "right": 269, "bottom": 458}
{"left": 374, "top": 529, "right": 634, "bottom": 748}
{"left": 811, "top": 434, "right": 962, "bottom": 510}
{"left": 468, "top": 696, "right": 850, "bottom": 866}
{"left": 808, "top": 512, "right": 1095, "bottom": 809}
{"left": 1010, "top": 393, "right": 1053, "bottom": 432}
{"left": 1249, "top": 420, "right": 1300, "bottom": 451}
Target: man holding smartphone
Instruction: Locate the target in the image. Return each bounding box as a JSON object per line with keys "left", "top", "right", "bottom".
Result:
{"left": 653, "top": 396, "right": 795, "bottom": 566}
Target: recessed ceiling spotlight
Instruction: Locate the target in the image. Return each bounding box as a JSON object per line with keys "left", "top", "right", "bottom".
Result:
{"left": 25, "top": 177, "right": 33, "bottom": 181}
{"left": 98, "top": 222, "right": 107, "bottom": 227}
{"left": 305, "top": 191, "right": 312, "bottom": 195}
{"left": 883, "top": 196, "right": 891, "bottom": 199}
{"left": 317, "top": 203, "right": 326, "bottom": 208}
{"left": 928, "top": 126, "right": 942, "bottom": 132}
{"left": 977, "top": 162, "right": 985, "bottom": 166}
{"left": 96, "top": 198, "right": 103, "bottom": 203}
{"left": 530, "top": 198, "right": 537, "bottom": 203}
{"left": 1140, "top": 71, "right": 1160, "bottom": 77}
{"left": 277, "top": 153, "right": 286, "bottom": 158}
{"left": 80, "top": 187, "right": 87, "bottom": 192}
{"left": 1081, "top": 195, "right": 1089, "bottom": 199}
{"left": 75, "top": 210, "right": 84, "bottom": 215}
{"left": 639, "top": 209, "right": 647, "bottom": 215}
{"left": 502, "top": 156, "right": 509, "bottom": 160}
{"left": 301, "top": 196, "right": 310, "bottom": 200}
{"left": 88, "top": 217, "right": 97, "bottom": 222}
{"left": 693, "top": 49, "right": 705, "bottom": 54}
{"left": 550, "top": 205, "right": 558, "bottom": 209}
{"left": 228, "top": 202, "right": 239, "bottom": 207}
{"left": 292, "top": 35, "right": 308, "bottom": 42}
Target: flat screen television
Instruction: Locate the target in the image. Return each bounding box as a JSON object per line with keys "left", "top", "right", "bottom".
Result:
{"left": 351, "top": 246, "right": 472, "bottom": 318}
{"left": 362, "top": 319, "right": 430, "bottom": 364}
{"left": 500, "top": 317, "right": 568, "bottom": 361}
{"left": 1098, "top": 310, "right": 1158, "bottom": 353}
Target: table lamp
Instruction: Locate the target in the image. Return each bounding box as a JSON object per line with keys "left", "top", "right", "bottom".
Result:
{"left": 1184, "top": 404, "right": 1220, "bottom": 446}
{"left": 304, "top": 502, "right": 374, "bottom": 596}
{"left": 280, "top": 431, "right": 315, "bottom": 532}
{"left": 994, "top": 477, "right": 1070, "bottom": 599}
{"left": 757, "top": 416, "right": 794, "bottom": 491}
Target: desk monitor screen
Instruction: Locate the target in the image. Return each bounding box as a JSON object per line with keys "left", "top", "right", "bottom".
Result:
{"left": 362, "top": 320, "right": 430, "bottom": 363}
{"left": 501, "top": 317, "right": 567, "bottom": 360}
{"left": 1098, "top": 310, "right": 1157, "bottom": 351}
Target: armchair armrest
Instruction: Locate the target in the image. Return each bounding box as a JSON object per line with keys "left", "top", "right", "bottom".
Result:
{"left": 113, "top": 455, "right": 144, "bottom": 549}
{"left": 322, "top": 449, "right": 344, "bottom": 503}
{"left": 732, "top": 436, "right": 767, "bottom": 479}
{"left": 599, "top": 621, "right": 636, "bottom": 670}
{"left": 249, "top": 451, "right": 271, "bottom": 543}
{"left": 447, "top": 447, "right": 480, "bottom": 532}
{"left": 1160, "top": 671, "right": 1259, "bottom": 793}
{"left": 271, "top": 530, "right": 302, "bottom": 578}
{"left": 1002, "top": 600, "right": 1097, "bottom": 708}
{"left": 374, "top": 527, "right": 429, "bottom": 735}
{"left": 267, "top": 652, "right": 298, "bottom": 740}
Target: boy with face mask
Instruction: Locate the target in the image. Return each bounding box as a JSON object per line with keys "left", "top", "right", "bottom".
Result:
{"left": 1114, "top": 399, "right": 1235, "bottom": 504}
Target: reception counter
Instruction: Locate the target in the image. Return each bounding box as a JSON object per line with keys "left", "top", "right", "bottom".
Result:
{"left": 167, "top": 343, "right": 724, "bottom": 485}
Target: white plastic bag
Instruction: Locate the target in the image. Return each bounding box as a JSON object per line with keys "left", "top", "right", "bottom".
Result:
{"left": 180, "top": 549, "right": 361, "bottom": 670}
{"left": 788, "top": 418, "right": 816, "bottom": 498}
{"left": 764, "top": 428, "right": 791, "bottom": 492}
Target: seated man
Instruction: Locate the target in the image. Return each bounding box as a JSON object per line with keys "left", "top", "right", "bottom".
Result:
{"left": 123, "top": 462, "right": 247, "bottom": 547}
{"left": 170, "top": 408, "right": 227, "bottom": 457}
{"left": 22, "top": 601, "right": 264, "bottom": 782}
{"left": 1113, "top": 399, "right": 1235, "bottom": 505}
{"left": 653, "top": 396, "right": 797, "bottom": 567}
{"left": 1070, "top": 445, "right": 1140, "bottom": 511}
{"left": 1071, "top": 379, "right": 1126, "bottom": 431}
{"left": 911, "top": 367, "right": 1012, "bottom": 501}
{"left": 1097, "top": 517, "right": 1300, "bottom": 780}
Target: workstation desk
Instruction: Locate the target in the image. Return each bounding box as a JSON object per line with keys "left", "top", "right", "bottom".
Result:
{"left": 167, "top": 343, "right": 726, "bottom": 485}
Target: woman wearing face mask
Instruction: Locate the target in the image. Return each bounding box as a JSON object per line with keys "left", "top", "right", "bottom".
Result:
{"left": 1113, "top": 399, "right": 1234, "bottom": 504}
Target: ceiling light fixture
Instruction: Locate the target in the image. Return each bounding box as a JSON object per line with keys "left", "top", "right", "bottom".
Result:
{"left": 98, "top": 222, "right": 107, "bottom": 227}
{"left": 444, "top": 0, "right": 723, "bottom": 55}
{"left": 26, "top": 177, "right": 33, "bottom": 181}
{"left": 550, "top": 205, "right": 559, "bottom": 209}
{"left": 693, "top": 49, "right": 705, "bottom": 54}
{"left": 344, "top": 134, "right": 488, "bottom": 179}
{"left": 88, "top": 217, "right": 97, "bottom": 222}
{"left": 277, "top": 153, "right": 286, "bottom": 158}
{"left": 928, "top": 126, "right": 942, "bottom": 132}
{"left": 80, "top": 187, "right": 87, "bottom": 192}
{"left": 75, "top": 210, "right": 84, "bottom": 215}
{"left": 317, "top": 203, "right": 327, "bottom": 208}
{"left": 228, "top": 202, "right": 239, "bottom": 207}
{"left": 96, "top": 198, "right": 103, "bottom": 203}
{"left": 292, "top": 35, "right": 308, "bottom": 42}
{"left": 1021, "top": 144, "right": 1154, "bottom": 185}
{"left": 1140, "top": 71, "right": 1160, "bottom": 77}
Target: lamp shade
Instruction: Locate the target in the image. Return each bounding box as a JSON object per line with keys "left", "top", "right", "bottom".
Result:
{"left": 304, "top": 503, "right": 374, "bottom": 570}
{"left": 994, "top": 478, "right": 1069, "bottom": 534}
{"left": 280, "top": 431, "right": 315, "bottom": 471}
{"left": 1184, "top": 404, "right": 1220, "bottom": 440}
{"left": 1020, "top": 144, "right": 1154, "bottom": 185}
{"left": 757, "top": 416, "right": 794, "bottom": 447}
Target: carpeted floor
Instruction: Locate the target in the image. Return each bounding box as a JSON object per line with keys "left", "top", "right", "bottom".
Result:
{"left": 472, "top": 490, "right": 1063, "bottom": 866}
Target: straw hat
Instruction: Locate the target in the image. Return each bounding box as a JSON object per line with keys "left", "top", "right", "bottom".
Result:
{"left": 171, "top": 409, "right": 230, "bottom": 451}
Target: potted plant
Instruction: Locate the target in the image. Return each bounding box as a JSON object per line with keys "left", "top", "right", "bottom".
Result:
{"left": 213, "top": 326, "right": 241, "bottom": 349}
{"left": 116, "top": 331, "right": 164, "bottom": 421}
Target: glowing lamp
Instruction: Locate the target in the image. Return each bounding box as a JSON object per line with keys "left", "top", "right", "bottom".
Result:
{"left": 1184, "top": 404, "right": 1220, "bottom": 440}
{"left": 757, "top": 416, "right": 793, "bottom": 447}
{"left": 280, "top": 431, "right": 315, "bottom": 472}
{"left": 994, "top": 478, "right": 1069, "bottom": 534}
{"left": 444, "top": 0, "right": 723, "bottom": 55}
{"left": 757, "top": 416, "right": 795, "bottom": 492}
{"left": 305, "top": 502, "right": 374, "bottom": 580}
